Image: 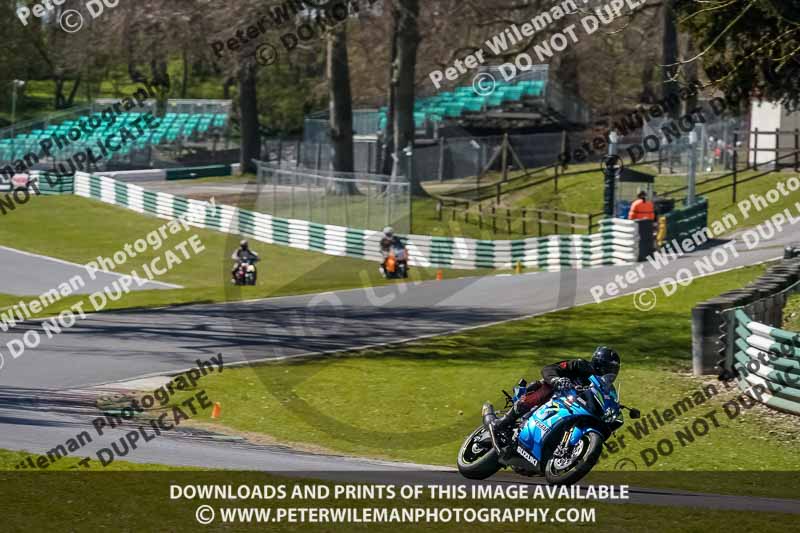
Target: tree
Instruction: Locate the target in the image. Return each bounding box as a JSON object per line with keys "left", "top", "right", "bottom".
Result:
{"left": 676, "top": 0, "right": 800, "bottom": 108}
{"left": 327, "top": 23, "right": 357, "bottom": 193}
{"left": 390, "top": 0, "right": 425, "bottom": 195}
{"left": 239, "top": 62, "right": 260, "bottom": 174}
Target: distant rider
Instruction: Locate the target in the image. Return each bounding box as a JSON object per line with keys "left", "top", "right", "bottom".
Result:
{"left": 231, "top": 239, "right": 259, "bottom": 281}
{"left": 379, "top": 226, "right": 407, "bottom": 276}
{"left": 489, "top": 347, "right": 621, "bottom": 442}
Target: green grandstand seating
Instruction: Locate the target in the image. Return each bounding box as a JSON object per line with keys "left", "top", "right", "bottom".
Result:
{"left": 0, "top": 110, "right": 230, "bottom": 164}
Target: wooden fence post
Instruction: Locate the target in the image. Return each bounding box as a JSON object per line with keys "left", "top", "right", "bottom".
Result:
{"left": 506, "top": 208, "right": 512, "bottom": 233}
{"left": 753, "top": 128, "right": 758, "bottom": 170}
{"left": 554, "top": 165, "right": 559, "bottom": 193}
{"left": 438, "top": 137, "right": 446, "bottom": 182}
{"left": 776, "top": 128, "right": 780, "bottom": 170}
{"left": 795, "top": 129, "right": 799, "bottom": 172}
{"left": 522, "top": 208, "right": 527, "bottom": 235}
{"left": 732, "top": 133, "right": 738, "bottom": 204}
{"left": 491, "top": 206, "right": 497, "bottom": 233}
{"left": 537, "top": 211, "right": 542, "bottom": 236}
{"left": 501, "top": 133, "right": 509, "bottom": 182}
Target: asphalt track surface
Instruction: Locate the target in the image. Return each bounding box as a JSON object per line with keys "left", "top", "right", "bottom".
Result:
{"left": 1, "top": 220, "right": 799, "bottom": 513}
{"left": 0, "top": 245, "right": 179, "bottom": 296}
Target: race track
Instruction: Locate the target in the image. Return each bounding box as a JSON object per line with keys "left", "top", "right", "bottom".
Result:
{"left": 0, "top": 221, "right": 798, "bottom": 513}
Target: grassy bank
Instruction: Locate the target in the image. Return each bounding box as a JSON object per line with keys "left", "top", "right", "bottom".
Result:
{"left": 150, "top": 263, "right": 800, "bottom": 496}
{"left": 0, "top": 195, "right": 498, "bottom": 317}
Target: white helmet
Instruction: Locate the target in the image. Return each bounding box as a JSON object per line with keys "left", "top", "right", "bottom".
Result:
{"left": 383, "top": 226, "right": 394, "bottom": 237}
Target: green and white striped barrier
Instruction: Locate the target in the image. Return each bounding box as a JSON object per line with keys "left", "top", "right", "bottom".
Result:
{"left": 731, "top": 309, "right": 800, "bottom": 415}
{"left": 72, "top": 171, "right": 640, "bottom": 271}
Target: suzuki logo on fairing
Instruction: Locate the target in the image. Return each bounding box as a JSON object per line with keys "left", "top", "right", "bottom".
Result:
{"left": 516, "top": 446, "right": 538, "bottom": 466}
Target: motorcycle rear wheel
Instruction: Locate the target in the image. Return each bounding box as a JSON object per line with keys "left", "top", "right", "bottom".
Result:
{"left": 544, "top": 431, "right": 603, "bottom": 485}
{"left": 457, "top": 425, "right": 501, "bottom": 480}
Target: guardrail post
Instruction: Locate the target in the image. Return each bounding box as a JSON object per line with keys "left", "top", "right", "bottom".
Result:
{"left": 506, "top": 208, "right": 512, "bottom": 234}
{"left": 538, "top": 211, "right": 542, "bottom": 236}
{"left": 522, "top": 208, "right": 527, "bottom": 235}
{"left": 571, "top": 215, "right": 575, "bottom": 234}
{"left": 491, "top": 206, "right": 497, "bottom": 233}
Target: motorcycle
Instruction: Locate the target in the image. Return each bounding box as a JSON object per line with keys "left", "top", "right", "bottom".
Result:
{"left": 457, "top": 374, "right": 640, "bottom": 485}
{"left": 233, "top": 257, "right": 259, "bottom": 286}
{"left": 382, "top": 245, "right": 409, "bottom": 279}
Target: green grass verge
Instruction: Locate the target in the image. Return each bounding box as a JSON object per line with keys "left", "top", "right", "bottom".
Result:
{"left": 0, "top": 195, "right": 498, "bottom": 316}
{"left": 414, "top": 164, "right": 799, "bottom": 240}
{"left": 783, "top": 294, "right": 800, "bottom": 331}
{"left": 0, "top": 448, "right": 193, "bottom": 471}
{"left": 153, "top": 263, "right": 799, "bottom": 497}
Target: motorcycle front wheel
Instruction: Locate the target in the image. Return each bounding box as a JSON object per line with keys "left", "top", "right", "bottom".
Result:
{"left": 544, "top": 431, "right": 603, "bottom": 485}
{"left": 457, "top": 425, "right": 501, "bottom": 480}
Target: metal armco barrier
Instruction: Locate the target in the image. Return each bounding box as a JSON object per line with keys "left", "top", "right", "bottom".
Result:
{"left": 70, "top": 171, "right": 642, "bottom": 271}
{"left": 692, "top": 250, "right": 800, "bottom": 414}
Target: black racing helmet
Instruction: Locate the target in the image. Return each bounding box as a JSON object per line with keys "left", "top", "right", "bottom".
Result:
{"left": 240, "top": 239, "right": 249, "bottom": 249}
{"left": 591, "top": 346, "right": 620, "bottom": 378}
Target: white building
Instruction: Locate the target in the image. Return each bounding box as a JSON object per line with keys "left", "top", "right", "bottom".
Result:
{"left": 749, "top": 100, "right": 800, "bottom": 167}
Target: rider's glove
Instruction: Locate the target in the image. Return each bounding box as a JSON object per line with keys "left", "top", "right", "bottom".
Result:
{"left": 552, "top": 377, "right": 573, "bottom": 390}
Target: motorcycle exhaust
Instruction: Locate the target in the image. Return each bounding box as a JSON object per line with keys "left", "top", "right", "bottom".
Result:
{"left": 481, "top": 402, "right": 497, "bottom": 426}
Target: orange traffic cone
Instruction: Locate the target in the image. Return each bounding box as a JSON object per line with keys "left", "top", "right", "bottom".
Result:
{"left": 211, "top": 402, "right": 221, "bottom": 419}
{"left": 436, "top": 269, "right": 443, "bottom": 281}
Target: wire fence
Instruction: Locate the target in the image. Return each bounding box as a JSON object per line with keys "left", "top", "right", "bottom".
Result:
{"left": 254, "top": 160, "right": 411, "bottom": 233}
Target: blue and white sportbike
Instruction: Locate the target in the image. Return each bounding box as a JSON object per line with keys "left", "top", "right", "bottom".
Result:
{"left": 457, "top": 374, "right": 640, "bottom": 485}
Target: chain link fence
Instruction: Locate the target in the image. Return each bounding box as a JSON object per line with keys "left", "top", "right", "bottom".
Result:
{"left": 254, "top": 160, "right": 411, "bottom": 233}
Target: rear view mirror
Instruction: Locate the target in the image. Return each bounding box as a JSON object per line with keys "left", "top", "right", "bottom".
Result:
{"left": 629, "top": 408, "right": 641, "bottom": 419}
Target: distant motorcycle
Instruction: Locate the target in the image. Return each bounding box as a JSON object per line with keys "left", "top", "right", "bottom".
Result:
{"left": 457, "top": 374, "right": 640, "bottom": 485}
{"left": 382, "top": 244, "right": 409, "bottom": 279}
{"left": 233, "top": 258, "right": 258, "bottom": 286}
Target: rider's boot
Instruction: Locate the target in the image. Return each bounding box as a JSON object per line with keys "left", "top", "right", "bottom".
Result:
{"left": 487, "top": 402, "right": 524, "bottom": 458}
